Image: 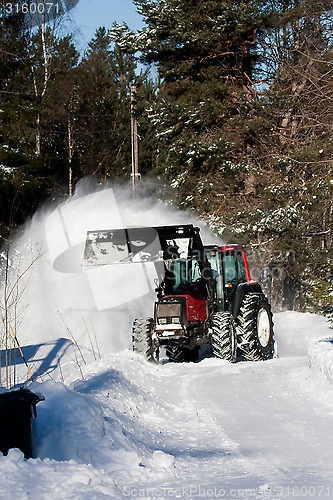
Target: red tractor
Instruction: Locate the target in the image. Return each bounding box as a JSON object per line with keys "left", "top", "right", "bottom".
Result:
{"left": 83, "top": 224, "right": 275, "bottom": 363}
{"left": 130, "top": 225, "right": 274, "bottom": 363}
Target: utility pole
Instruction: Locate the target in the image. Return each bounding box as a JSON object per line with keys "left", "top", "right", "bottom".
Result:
{"left": 130, "top": 86, "right": 140, "bottom": 196}
{"left": 67, "top": 113, "right": 74, "bottom": 197}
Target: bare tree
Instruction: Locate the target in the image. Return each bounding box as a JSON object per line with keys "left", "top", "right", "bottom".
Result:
{"left": 0, "top": 233, "right": 44, "bottom": 388}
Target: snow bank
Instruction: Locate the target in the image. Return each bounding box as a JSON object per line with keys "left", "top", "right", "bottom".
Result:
{"left": 308, "top": 337, "right": 333, "bottom": 382}
{"left": 273, "top": 311, "right": 332, "bottom": 357}
{"left": 274, "top": 311, "right": 333, "bottom": 383}
{"left": 275, "top": 310, "right": 333, "bottom": 384}
{"left": 0, "top": 351, "right": 177, "bottom": 498}
{"left": 0, "top": 448, "right": 120, "bottom": 499}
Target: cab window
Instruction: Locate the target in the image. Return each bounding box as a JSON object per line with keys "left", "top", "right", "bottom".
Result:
{"left": 236, "top": 252, "right": 246, "bottom": 281}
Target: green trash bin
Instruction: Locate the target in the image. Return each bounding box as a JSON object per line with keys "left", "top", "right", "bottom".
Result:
{"left": 0, "top": 387, "right": 45, "bottom": 459}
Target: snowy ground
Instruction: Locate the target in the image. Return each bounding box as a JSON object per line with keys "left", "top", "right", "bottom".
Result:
{"left": 0, "top": 312, "right": 332, "bottom": 499}
{"left": 1, "top": 186, "right": 333, "bottom": 499}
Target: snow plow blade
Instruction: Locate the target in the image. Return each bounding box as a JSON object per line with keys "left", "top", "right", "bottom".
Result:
{"left": 82, "top": 225, "right": 200, "bottom": 266}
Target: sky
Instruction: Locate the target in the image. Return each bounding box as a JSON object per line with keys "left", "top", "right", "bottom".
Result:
{"left": 67, "top": 0, "right": 143, "bottom": 52}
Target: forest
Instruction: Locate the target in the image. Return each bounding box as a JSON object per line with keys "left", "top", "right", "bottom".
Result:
{"left": 0, "top": 0, "right": 332, "bottom": 315}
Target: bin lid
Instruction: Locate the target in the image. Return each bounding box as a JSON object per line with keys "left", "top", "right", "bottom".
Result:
{"left": 0, "top": 387, "right": 45, "bottom": 405}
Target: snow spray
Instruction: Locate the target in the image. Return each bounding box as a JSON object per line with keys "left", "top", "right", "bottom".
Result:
{"left": 1, "top": 181, "right": 221, "bottom": 356}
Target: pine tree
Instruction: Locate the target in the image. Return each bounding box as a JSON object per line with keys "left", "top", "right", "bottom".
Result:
{"left": 254, "top": 0, "right": 333, "bottom": 311}
{"left": 0, "top": 3, "right": 34, "bottom": 232}
{"left": 0, "top": 3, "right": 84, "bottom": 233}
{"left": 73, "top": 28, "right": 130, "bottom": 180}
{"left": 111, "top": 0, "right": 270, "bottom": 204}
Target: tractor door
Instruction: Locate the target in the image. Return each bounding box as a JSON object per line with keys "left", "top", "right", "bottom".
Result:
{"left": 223, "top": 249, "right": 248, "bottom": 311}
{"left": 205, "top": 249, "right": 224, "bottom": 311}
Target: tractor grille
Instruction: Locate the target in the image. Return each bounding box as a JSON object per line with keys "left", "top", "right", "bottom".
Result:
{"left": 157, "top": 302, "right": 181, "bottom": 324}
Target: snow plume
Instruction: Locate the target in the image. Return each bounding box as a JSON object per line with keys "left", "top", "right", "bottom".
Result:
{"left": 1, "top": 180, "right": 221, "bottom": 374}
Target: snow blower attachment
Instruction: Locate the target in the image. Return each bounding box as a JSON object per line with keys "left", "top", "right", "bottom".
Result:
{"left": 83, "top": 225, "right": 275, "bottom": 363}
{"left": 83, "top": 225, "right": 205, "bottom": 266}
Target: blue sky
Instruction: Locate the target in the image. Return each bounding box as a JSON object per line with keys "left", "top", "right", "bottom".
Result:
{"left": 69, "top": 0, "right": 143, "bottom": 51}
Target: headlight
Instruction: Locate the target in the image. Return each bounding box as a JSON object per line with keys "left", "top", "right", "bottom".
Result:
{"left": 171, "top": 317, "right": 180, "bottom": 324}
{"left": 159, "top": 317, "right": 167, "bottom": 325}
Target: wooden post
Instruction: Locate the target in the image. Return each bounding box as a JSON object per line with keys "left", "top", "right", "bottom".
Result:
{"left": 131, "top": 86, "right": 140, "bottom": 196}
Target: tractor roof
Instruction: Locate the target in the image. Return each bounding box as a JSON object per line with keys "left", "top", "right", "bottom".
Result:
{"left": 205, "top": 244, "right": 244, "bottom": 253}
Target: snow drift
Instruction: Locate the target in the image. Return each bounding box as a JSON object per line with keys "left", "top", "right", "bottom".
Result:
{"left": 308, "top": 337, "right": 333, "bottom": 382}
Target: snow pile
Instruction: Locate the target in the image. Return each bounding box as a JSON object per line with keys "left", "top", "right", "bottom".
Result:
{"left": 0, "top": 351, "right": 178, "bottom": 498}
{"left": 274, "top": 310, "right": 333, "bottom": 384}
{"left": 274, "top": 310, "right": 333, "bottom": 382}
{"left": 273, "top": 310, "right": 332, "bottom": 357}
{"left": 32, "top": 353, "right": 176, "bottom": 480}
{"left": 308, "top": 337, "right": 333, "bottom": 382}
{"left": 0, "top": 448, "right": 119, "bottom": 499}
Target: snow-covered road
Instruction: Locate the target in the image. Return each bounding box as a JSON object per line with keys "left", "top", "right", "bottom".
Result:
{"left": 120, "top": 351, "right": 333, "bottom": 499}
{"left": 0, "top": 312, "right": 332, "bottom": 499}
{"left": 192, "top": 358, "right": 333, "bottom": 495}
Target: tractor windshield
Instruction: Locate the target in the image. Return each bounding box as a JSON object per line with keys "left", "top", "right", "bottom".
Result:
{"left": 164, "top": 258, "right": 207, "bottom": 299}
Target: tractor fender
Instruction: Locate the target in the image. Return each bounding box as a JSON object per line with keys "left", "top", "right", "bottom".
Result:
{"left": 232, "top": 282, "right": 263, "bottom": 318}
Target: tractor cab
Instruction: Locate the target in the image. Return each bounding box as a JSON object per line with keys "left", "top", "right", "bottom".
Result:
{"left": 162, "top": 257, "right": 207, "bottom": 298}
{"left": 204, "top": 245, "right": 251, "bottom": 312}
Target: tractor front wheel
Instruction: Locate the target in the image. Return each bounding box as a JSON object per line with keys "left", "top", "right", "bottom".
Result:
{"left": 165, "top": 345, "right": 199, "bottom": 363}
{"left": 132, "top": 318, "right": 159, "bottom": 363}
{"left": 211, "top": 312, "right": 237, "bottom": 362}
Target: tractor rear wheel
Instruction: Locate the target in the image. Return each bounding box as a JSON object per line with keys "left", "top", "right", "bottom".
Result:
{"left": 236, "top": 294, "right": 274, "bottom": 361}
{"left": 132, "top": 318, "right": 159, "bottom": 363}
{"left": 211, "top": 312, "right": 237, "bottom": 362}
